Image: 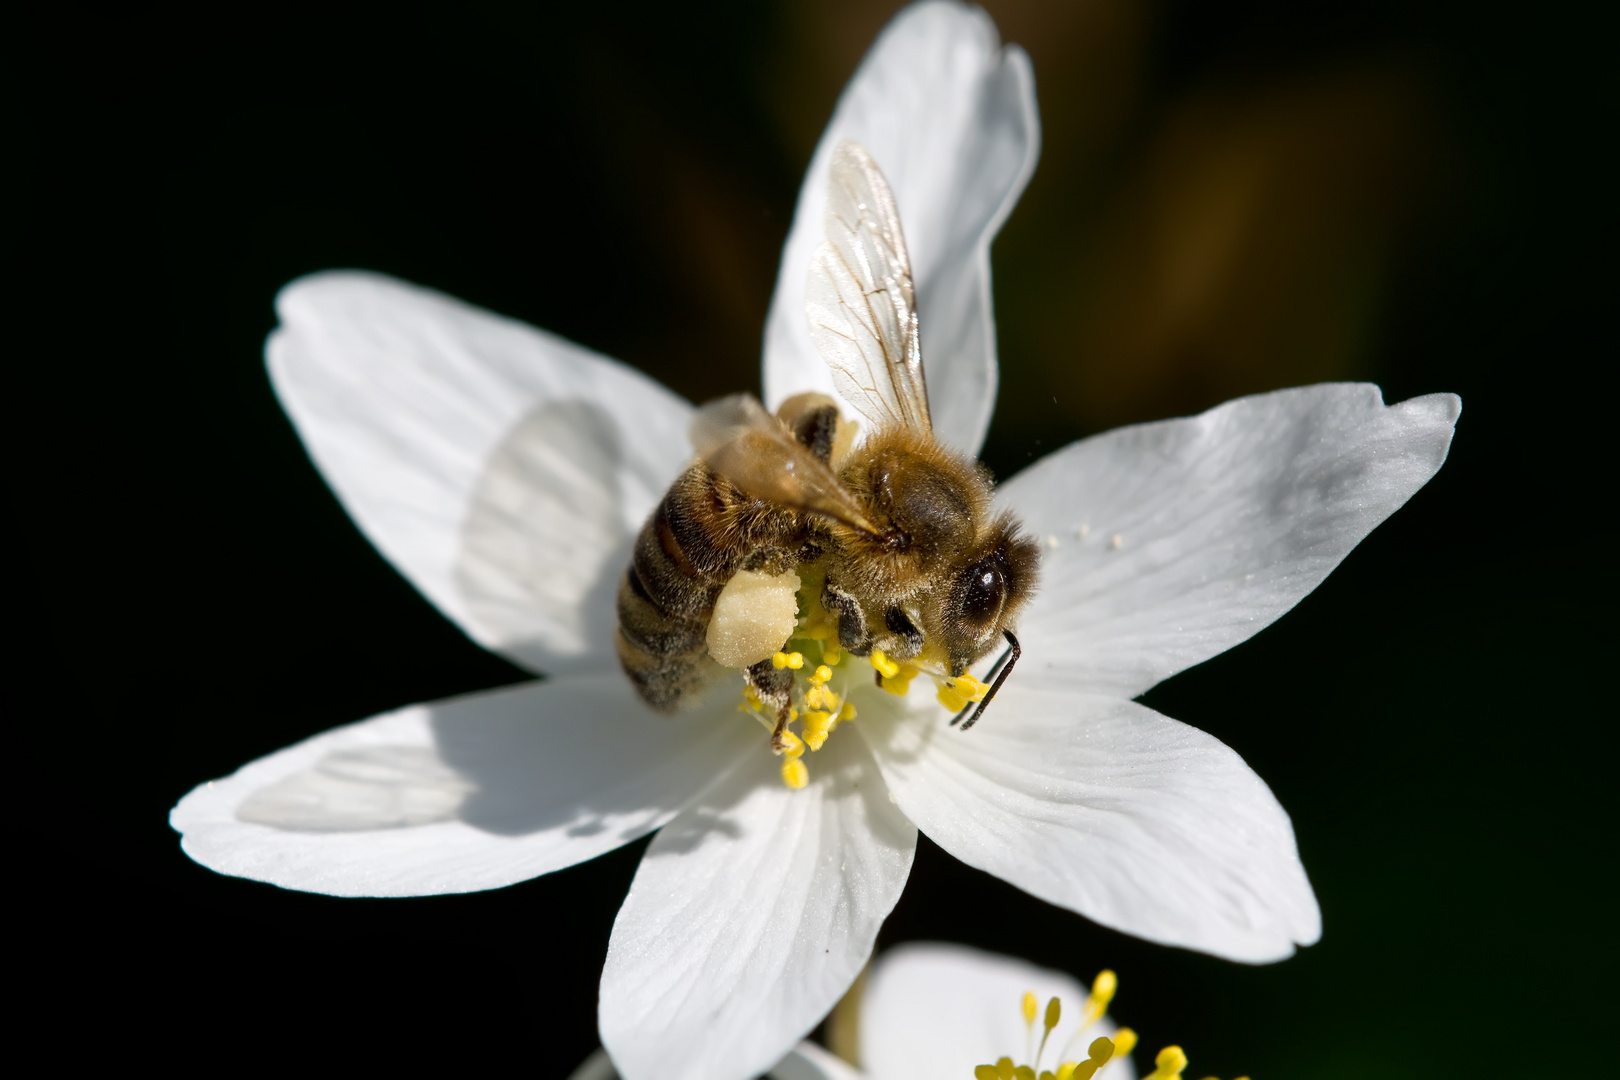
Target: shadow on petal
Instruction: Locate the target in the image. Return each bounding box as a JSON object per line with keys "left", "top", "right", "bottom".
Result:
{"left": 455, "top": 399, "right": 644, "bottom": 676}
{"left": 237, "top": 746, "right": 475, "bottom": 831}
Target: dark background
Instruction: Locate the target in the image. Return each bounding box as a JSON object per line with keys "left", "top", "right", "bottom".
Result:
{"left": 16, "top": 1, "right": 1609, "bottom": 1075}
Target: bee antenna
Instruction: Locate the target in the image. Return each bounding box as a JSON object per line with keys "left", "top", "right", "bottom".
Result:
{"left": 952, "top": 630, "right": 1020, "bottom": 731}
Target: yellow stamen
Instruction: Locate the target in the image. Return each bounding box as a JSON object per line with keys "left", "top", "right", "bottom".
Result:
{"left": 937, "top": 684, "right": 969, "bottom": 712}
{"left": 1083, "top": 970, "right": 1117, "bottom": 1025}
{"left": 811, "top": 665, "right": 834, "bottom": 685}
{"left": 776, "top": 729, "right": 804, "bottom": 758}
{"left": 1111, "top": 1029, "right": 1138, "bottom": 1057}
{"left": 838, "top": 701, "right": 857, "bottom": 721}
{"left": 881, "top": 674, "right": 914, "bottom": 696}
{"left": 802, "top": 710, "right": 835, "bottom": 751}
{"left": 822, "top": 643, "right": 842, "bottom": 665}
{"left": 1023, "top": 992, "right": 1038, "bottom": 1026}
{"left": 1147, "top": 1046, "right": 1187, "bottom": 1080}
{"left": 869, "top": 650, "right": 900, "bottom": 679}
{"left": 952, "top": 673, "right": 992, "bottom": 702}
{"left": 781, "top": 757, "right": 808, "bottom": 789}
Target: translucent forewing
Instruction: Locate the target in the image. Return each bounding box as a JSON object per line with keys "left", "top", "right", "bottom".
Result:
{"left": 806, "top": 141, "right": 932, "bottom": 434}
{"left": 690, "top": 394, "right": 881, "bottom": 536}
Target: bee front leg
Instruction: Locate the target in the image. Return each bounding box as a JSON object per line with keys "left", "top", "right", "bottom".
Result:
{"left": 745, "top": 657, "right": 796, "bottom": 751}
{"left": 822, "top": 582, "right": 872, "bottom": 656}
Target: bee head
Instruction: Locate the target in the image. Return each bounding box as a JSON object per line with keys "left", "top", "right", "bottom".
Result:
{"left": 932, "top": 514, "right": 1040, "bottom": 676}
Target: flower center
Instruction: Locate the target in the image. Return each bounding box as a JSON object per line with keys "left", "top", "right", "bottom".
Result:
{"left": 739, "top": 576, "right": 996, "bottom": 788}
{"left": 972, "top": 970, "right": 1134, "bottom": 1080}
{"left": 971, "top": 970, "right": 1242, "bottom": 1080}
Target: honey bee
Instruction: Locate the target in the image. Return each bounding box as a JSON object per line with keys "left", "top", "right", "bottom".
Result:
{"left": 615, "top": 140, "right": 1039, "bottom": 749}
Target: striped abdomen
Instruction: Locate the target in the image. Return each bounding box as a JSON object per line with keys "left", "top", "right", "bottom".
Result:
{"left": 615, "top": 464, "right": 818, "bottom": 712}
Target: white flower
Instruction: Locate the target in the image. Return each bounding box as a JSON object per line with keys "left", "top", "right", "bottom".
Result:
{"left": 569, "top": 943, "right": 1143, "bottom": 1080}
{"left": 170, "top": 4, "right": 1459, "bottom": 1080}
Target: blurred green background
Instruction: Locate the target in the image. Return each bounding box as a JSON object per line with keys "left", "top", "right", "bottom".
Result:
{"left": 16, "top": 1, "right": 1608, "bottom": 1075}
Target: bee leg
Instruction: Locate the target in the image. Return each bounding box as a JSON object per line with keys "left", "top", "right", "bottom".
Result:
{"left": 822, "top": 582, "right": 872, "bottom": 656}
{"left": 745, "top": 657, "right": 796, "bottom": 751}
{"left": 955, "top": 630, "right": 1021, "bottom": 731}
{"left": 882, "top": 606, "right": 925, "bottom": 660}
{"left": 791, "top": 404, "right": 840, "bottom": 464}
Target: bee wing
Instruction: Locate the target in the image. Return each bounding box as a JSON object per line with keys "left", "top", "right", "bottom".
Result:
{"left": 691, "top": 394, "right": 881, "bottom": 536}
{"left": 806, "top": 141, "right": 933, "bottom": 434}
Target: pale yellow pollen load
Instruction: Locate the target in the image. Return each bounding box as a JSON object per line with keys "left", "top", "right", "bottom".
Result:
{"left": 707, "top": 569, "right": 802, "bottom": 668}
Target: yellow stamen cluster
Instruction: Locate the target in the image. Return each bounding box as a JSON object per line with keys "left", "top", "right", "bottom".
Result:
{"left": 869, "top": 649, "right": 922, "bottom": 695}
{"left": 972, "top": 970, "right": 1240, "bottom": 1080}
{"left": 799, "top": 664, "right": 857, "bottom": 750}
{"left": 937, "top": 672, "right": 991, "bottom": 712}
{"left": 741, "top": 591, "right": 863, "bottom": 786}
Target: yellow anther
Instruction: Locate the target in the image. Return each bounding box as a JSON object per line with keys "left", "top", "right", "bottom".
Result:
{"left": 780, "top": 757, "right": 808, "bottom": 789}
{"left": 976, "top": 1068, "right": 999, "bottom": 1080}
{"left": 997, "top": 1057, "right": 1016, "bottom": 1080}
{"left": 1112, "top": 1029, "right": 1138, "bottom": 1056}
{"left": 1023, "top": 992, "right": 1038, "bottom": 1026}
{"left": 1014, "top": 1067, "right": 1035, "bottom": 1080}
{"left": 776, "top": 729, "right": 805, "bottom": 758}
{"left": 1069, "top": 1063, "right": 1098, "bottom": 1080}
{"left": 788, "top": 652, "right": 804, "bottom": 669}
{"left": 838, "top": 701, "right": 857, "bottom": 721}
{"left": 812, "top": 664, "right": 833, "bottom": 685}
{"left": 869, "top": 650, "right": 900, "bottom": 679}
{"left": 1085, "top": 1037, "right": 1113, "bottom": 1066}
{"left": 802, "top": 711, "right": 835, "bottom": 751}
{"left": 1148, "top": 1046, "right": 1187, "bottom": 1080}
{"left": 1083, "top": 970, "right": 1117, "bottom": 1024}
{"left": 881, "top": 674, "right": 914, "bottom": 696}
{"left": 772, "top": 651, "right": 790, "bottom": 669}
{"left": 952, "top": 673, "right": 992, "bottom": 702}
{"left": 822, "top": 644, "right": 842, "bottom": 665}
{"left": 1044, "top": 997, "right": 1062, "bottom": 1032}
{"left": 1055, "top": 1065, "right": 1078, "bottom": 1080}
{"left": 805, "top": 685, "right": 843, "bottom": 714}
{"left": 937, "top": 685, "right": 969, "bottom": 712}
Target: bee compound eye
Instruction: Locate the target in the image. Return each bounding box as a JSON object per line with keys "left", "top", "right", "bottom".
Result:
{"left": 961, "top": 560, "right": 1005, "bottom": 624}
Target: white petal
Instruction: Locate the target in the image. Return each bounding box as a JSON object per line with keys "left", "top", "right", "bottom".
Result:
{"left": 569, "top": 1043, "right": 863, "bottom": 1080}
{"left": 268, "top": 271, "right": 692, "bottom": 676}
{"left": 566, "top": 1050, "right": 619, "bottom": 1080}
{"left": 861, "top": 943, "right": 1132, "bottom": 1080}
{"left": 861, "top": 689, "right": 1320, "bottom": 963}
{"left": 170, "top": 675, "right": 750, "bottom": 897}
{"left": 769, "top": 1044, "right": 865, "bottom": 1080}
{"left": 762, "top": 0, "right": 1038, "bottom": 456}
{"left": 600, "top": 735, "right": 916, "bottom": 1080}
{"left": 1003, "top": 385, "right": 1461, "bottom": 699}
